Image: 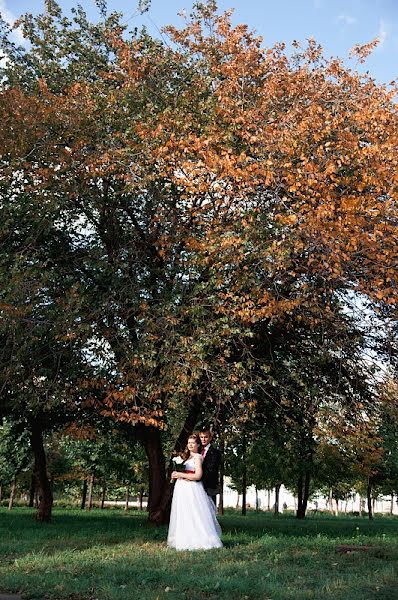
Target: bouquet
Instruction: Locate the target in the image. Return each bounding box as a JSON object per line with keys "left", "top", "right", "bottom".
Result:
{"left": 170, "top": 456, "right": 185, "bottom": 482}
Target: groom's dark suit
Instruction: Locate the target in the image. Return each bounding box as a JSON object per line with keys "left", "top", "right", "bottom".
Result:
{"left": 202, "top": 444, "right": 222, "bottom": 504}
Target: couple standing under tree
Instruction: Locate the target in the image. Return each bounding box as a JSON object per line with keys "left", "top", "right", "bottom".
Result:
{"left": 167, "top": 430, "right": 223, "bottom": 551}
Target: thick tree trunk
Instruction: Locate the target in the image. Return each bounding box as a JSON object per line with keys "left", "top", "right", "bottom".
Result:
{"left": 86, "top": 472, "right": 95, "bottom": 511}
{"left": 171, "top": 395, "right": 202, "bottom": 453}
{"left": 367, "top": 479, "right": 373, "bottom": 520}
{"left": 274, "top": 482, "right": 281, "bottom": 515}
{"left": 139, "top": 487, "right": 144, "bottom": 511}
{"left": 81, "top": 479, "right": 88, "bottom": 510}
{"left": 296, "top": 471, "right": 310, "bottom": 519}
{"left": 139, "top": 425, "right": 169, "bottom": 524}
{"left": 137, "top": 388, "right": 203, "bottom": 525}
{"left": 30, "top": 420, "right": 53, "bottom": 522}
{"left": 8, "top": 475, "right": 16, "bottom": 510}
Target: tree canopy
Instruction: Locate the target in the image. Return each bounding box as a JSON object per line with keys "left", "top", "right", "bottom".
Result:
{"left": 0, "top": 0, "right": 397, "bottom": 522}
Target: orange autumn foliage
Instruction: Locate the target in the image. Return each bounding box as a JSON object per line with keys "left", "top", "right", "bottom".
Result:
{"left": 1, "top": 2, "right": 397, "bottom": 428}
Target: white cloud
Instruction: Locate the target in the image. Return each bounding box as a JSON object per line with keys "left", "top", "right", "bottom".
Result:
{"left": 376, "top": 18, "right": 388, "bottom": 49}
{"left": 0, "top": 0, "right": 25, "bottom": 45}
{"left": 337, "top": 14, "right": 357, "bottom": 26}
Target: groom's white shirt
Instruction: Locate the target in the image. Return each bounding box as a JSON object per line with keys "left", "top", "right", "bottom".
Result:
{"left": 202, "top": 443, "right": 210, "bottom": 458}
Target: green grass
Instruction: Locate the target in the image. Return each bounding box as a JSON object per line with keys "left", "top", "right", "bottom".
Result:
{"left": 1, "top": 508, "right": 397, "bottom": 600}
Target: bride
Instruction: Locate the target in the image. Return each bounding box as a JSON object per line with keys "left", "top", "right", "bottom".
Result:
{"left": 167, "top": 434, "right": 223, "bottom": 551}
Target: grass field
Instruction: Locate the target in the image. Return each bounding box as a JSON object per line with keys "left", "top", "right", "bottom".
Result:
{"left": 0, "top": 507, "right": 397, "bottom": 600}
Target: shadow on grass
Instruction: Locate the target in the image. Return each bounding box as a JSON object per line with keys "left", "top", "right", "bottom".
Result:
{"left": 1, "top": 508, "right": 397, "bottom": 600}
{"left": 3, "top": 507, "right": 398, "bottom": 538}
{"left": 1, "top": 507, "right": 397, "bottom": 560}
{"left": 0, "top": 508, "right": 168, "bottom": 562}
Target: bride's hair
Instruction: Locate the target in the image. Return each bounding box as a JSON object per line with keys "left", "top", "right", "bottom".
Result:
{"left": 182, "top": 434, "right": 202, "bottom": 461}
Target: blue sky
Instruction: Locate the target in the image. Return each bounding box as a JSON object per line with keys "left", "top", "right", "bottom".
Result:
{"left": 2, "top": 0, "right": 397, "bottom": 84}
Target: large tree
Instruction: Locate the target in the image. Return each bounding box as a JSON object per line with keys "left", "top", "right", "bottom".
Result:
{"left": 1, "top": 0, "right": 397, "bottom": 523}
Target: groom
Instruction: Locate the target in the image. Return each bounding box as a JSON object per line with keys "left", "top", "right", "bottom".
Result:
{"left": 199, "top": 429, "right": 222, "bottom": 506}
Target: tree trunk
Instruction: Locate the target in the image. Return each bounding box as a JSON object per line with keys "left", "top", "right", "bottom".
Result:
{"left": 255, "top": 486, "right": 259, "bottom": 511}
{"left": 390, "top": 493, "right": 394, "bottom": 516}
{"left": 296, "top": 471, "right": 310, "bottom": 519}
{"left": 138, "top": 387, "right": 202, "bottom": 525}
{"left": 30, "top": 419, "right": 53, "bottom": 522}
{"left": 138, "top": 425, "right": 169, "bottom": 524}
{"left": 267, "top": 488, "right": 271, "bottom": 511}
{"left": 131, "top": 386, "right": 204, "bottom": 525}
{"left": 100, "top": 484, "right": 106, "bottom": 509}
{"left": 297, "top": 473, "right": 304, "bottom": 518}
{"left": 241, "top": 464, "right": 247, "bottom": 516}
{"left": 8, "top": 475, "right": 16, "bottom": 510}
{"left": 218, "top": 471, "right": 224, "bottom": 515}
{"left": 335, "top": 499, "right": 339, "bottom": 516}
{"left": 367, "top": 478, "right": 373, "bottom": 520}
{"left": 125, "top": 484, "right": 130, "bottom": 511}
{"left": 139, "top": 487, "right": 144, "bottom": 511}
{"left": 171, "top": 393, "right": 203, "bottom": 453}
{"left": 218, "top": 446, "right": 224, "bottom": 515}
{"left": 274, "top": 482, "right": 281, "bottom": 516}
{"left": 86, "top": 472, "right": 95, "bottom": 511}
{"left": 241, "top": 433, "right": 247, "bottom": 516}
{"left": 329, "top": 488, "right": 333, "bottom": 514}
{"left": 0, "top": 480, "right": 3, "bottom": 503}
{"left": 28, "top": 472, "right": 36, "bottom": 507}
{"left": 138, "top": 422, "right": 177, "bottom": 522}
{"left": 81, "top": 478, "right": 88, "bottom": 510}
{"left": 304, "top": 472, "right": 311, "bottom": 514}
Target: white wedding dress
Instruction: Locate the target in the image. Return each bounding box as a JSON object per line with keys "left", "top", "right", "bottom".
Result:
{"left": 167, "top": 456, "right": 223, "bottom": 551}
